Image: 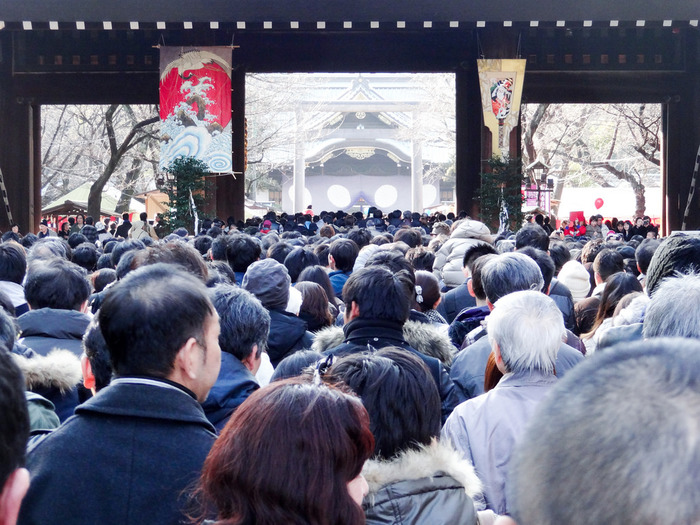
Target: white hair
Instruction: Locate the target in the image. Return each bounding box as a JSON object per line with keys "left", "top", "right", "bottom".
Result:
{"left": 643, "top": 272, "right": 700, "bottom": 339}
{"left": 487, "top": 290, "right": 564, "bottom": 374}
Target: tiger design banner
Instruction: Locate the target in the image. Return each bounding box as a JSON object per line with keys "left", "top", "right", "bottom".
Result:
{"left": 159, "top": 46, "right": 232, "bottom": 173}
{"left": 477, "top": 59, "right": 526, "bottom": 157}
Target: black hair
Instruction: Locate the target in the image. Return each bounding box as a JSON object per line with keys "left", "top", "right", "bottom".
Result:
{"left": 329, "top": 348, "right": 440, "bottom": 460}
{"left": 635, "top": 238, "right": 661, "bottom": 275}
{"left": 111, "top": 239, "right": 145, "bottom": 267}
{"left": 0, "top": 242, "right": 26, "bottom": 284}
{"left": 270, "top": 350, "right": 324, "bottom": 382}
{"left": 67, "top": 233, "right": 87, "bottom": 249}
{"left": 515, "top": 223, "right": 550, "bottom": 251}
{"left": 462, "top": 242, "right": 498, "bottom": 271}
{"left": 346, "top": 228, "right": 372, "bottom": 250}
{"left": 283, "top": 247, "right": 320, "bottom": 283}
{"left": 211, "top": 285, "right": 270, "bottom": 361}
{"left": 211, "top": 234, "right": 262, "bottom": 272}
{"left": 329, "top": 238, "right": 359, "bottom": 273}
{"left": 194, "top": 235, "right": 213, "bottom": 256}
{"left": 0, "top": 347, "right": 29, "bottom": 488}
{"left": 548, "top": 241, "right": 571, "bottom": 274}
{"left": 343, "top": 266, "right": 413, "bottom": 323}
{"left": 25, "top": 258, "right": 91, "bottom": 310}
{"left": 406, "top": 247, "right": 436, "bottom": 272}
{"left": 298, "top": 265, "right": 338, "bottom": 303}
{"left": 393, "top": 228, "right": 422, "bottom": 249}
{"left": 99, "top": 263, "right": 214, "bottom": 377}
{"left": 96, "top": 253, "right": 114, "bottom": 270}
{"left": 130, "top": 242, "right": 209, "bottom": 283}
{"left": 267, "top": 241, "right": 294, "bottom": 265}
{"left": 71, "top": 242, "right": 99, "bottom": 272}
{"left": 82, "top": 319, "right": 113, "bottom": 391}
{"left": 593, "top": 248, "right": 624, "bottom": 282}
{"left": 91, "top": 268, "right": 117, "bottom": 293}
{"left": 206, "top": 260, "right": 237, "bottom": 287}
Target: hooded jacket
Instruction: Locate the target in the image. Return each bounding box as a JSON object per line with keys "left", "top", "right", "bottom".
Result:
{"left": 18, "top": 308, "right": 92, "bottom": 357}
{"left": 318, "top": 318, "right": 463, "bottom": 422}
{"left": 13, "top": 348, "right": 83, "bottom": 422}
{"left": 363, "top": 440, "right": 482, "bottom": 525}
{"left": 312, "top": 318, "right": 455, "bottom": 367}
{"left": 267, "top": 309, "right": 314, "bottom": 367}
{"left": 433, "top": 220, "right": 492, "bottom": 290}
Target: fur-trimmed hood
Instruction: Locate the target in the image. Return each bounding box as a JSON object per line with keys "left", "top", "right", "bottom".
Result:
{"left": 13, "top": 349, "right": 82, "bottom": 393}
{"left": 363, "top": 439, "right": 482, "bottom": 499}
{"left": 311, "top": 320, "right": 455, "bottom": 366}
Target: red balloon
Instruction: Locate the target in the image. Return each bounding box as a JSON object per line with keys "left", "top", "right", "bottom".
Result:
{"left": 594, "top": 198, "right": 604, "bottom": 209}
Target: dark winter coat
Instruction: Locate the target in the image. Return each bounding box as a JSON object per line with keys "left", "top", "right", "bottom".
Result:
{"left": 437, "top": 280, "right": 476, "bottom": 324}
{"left": 319, "top": 318, "right": 463, "bottom": 422}
{"left": 267, "top": 308, "right": 315, "bottom": 367}
{"left": 18, "top": 308, "right": 92, "bottom": 357}
{"left": 18, "top": 377, "right": 217, "bottom": 525}
{"left": 202, "top": 352, "right": 259, "bottom": 432}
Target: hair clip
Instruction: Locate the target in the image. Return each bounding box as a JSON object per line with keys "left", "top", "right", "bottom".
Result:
{"left": 415, "top": 285, "right": 424, "bottom": 304}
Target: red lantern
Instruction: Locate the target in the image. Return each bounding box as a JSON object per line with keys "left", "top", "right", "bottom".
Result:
{"left": 594, "top": 198, "right": 604, "bottom": 210}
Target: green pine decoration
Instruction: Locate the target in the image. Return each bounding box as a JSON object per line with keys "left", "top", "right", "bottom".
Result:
{"left": 162, "top": 156, "right": 210, "bottom": 234}
{"left": 477, "top": 155, "right": 526, "bottom": 233}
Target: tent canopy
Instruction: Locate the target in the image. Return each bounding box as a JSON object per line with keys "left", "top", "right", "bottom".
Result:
{"left": 42, "top": 183, "right": 145, "bottom": 217}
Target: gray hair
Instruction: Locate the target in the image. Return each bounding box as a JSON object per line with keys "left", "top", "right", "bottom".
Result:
{"left": 487, "top": 290, "right": 563, "bottom": 374}
{"left": 211, "top": 285, "right": 270, "bottom": 361}
{"left": 510, "top": 338, "right": 700, "bottom": 525}
{"left": 481, "top": 252, "right": 544, "bottom": 303}
{"left": 643, "top": 272, "right": 700, "bottom": 339}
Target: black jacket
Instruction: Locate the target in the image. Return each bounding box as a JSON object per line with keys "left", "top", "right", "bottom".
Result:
{"left": 437, "top": 281, "right": 476, "bottom": 324}
{"left": 267, "top": 309, "right": 315, "bottom": 367}
{"left": 202, "top": 352, "right": 259, "bottom": 432}
{"left": 323, "top": 318, "right": 462, "bottom": 423}
{"left": 19, "top": 377, "right": 217, "bottom": 525}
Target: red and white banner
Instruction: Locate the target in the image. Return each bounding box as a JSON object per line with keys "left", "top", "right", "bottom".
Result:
{"left": 159, "top": 46, "right": 232, "bottom": 172}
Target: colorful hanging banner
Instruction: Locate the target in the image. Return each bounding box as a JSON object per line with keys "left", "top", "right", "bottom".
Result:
{"left": 159, "top": 46, "right": 232, "bottom": 173}
{"left": 477, "top": 59, "right": 526, "bottom": 157}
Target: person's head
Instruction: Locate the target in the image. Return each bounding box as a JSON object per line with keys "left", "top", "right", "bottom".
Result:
{"left": 579, "top": 238, "right": 604, "bottom": 264}
{"left": 405, "top": 246, "right": 436, "bottom": 272}
{"left": 509, "top": 338, "right": 700, "bottom": 525}
{"left": 71, "top": 242, "right": 99, "bottom": 272}
{"left": 211, "top": 234, "right": 261, "bottom": 273}
{"left": 0, "top": 243, "right": 26, "bottom": 285}
{"left": 28, "top": 238, "right": 70, "bottom": 262}
{"left": 242, "top": 258, "right": 291, "bottom": 311}
{"left": 517, "top": 247, "right": 556, "bottom": 292}
{"left": 283, "top": 247, "right": 320, "bottom": 283}
{"left": 211, "top": 285, "right": 270, "bottom": 375}
{"left": 589, "top": 271, "right": 643, "bottom": 334}
{"left": 645, "top": 234, "right": 700, "bottom": 296}
{"left": 81, "top": 318, "right": 113, "bottom": 392}
{"left": 130, "top": 242, "right": 209, "bottom": 283}
{"left": 481, "top": 252, "right": 544, "bottom": 305}
{"left": 635, "top": 238, "right": 660, "bottom": 276}
{"left": 414, "top": 270, "right": 441, "bottom": 312}
{"left": 98, "top": 263, "right": 220, "bottom": 401}
{"left": 121, "top": 213, "right": 129, "bottom": 222}
{"left": 110, "top": 238, "right": 145, "bottom": 267}
{"left": 346, "top": 228, "right": 372, "bottom": 250}
{"left": 198, "top": 379, "right": 374, "bottom": 524}
{"left": 515, "top": 223, "right": 549, "bottom": 251}
{"left": 343, "top": 266, "right": 413, "bottom": 324}
{"left": 0, "top": 348, "right": 30, "bottom": 523}
{"left": 487, "top": 290, "right": 563, "bottom": 374}
{"left": 297, "top": 264, "right": 337, "bottom": 303}
{"left": 24, "top": 258, "right": 90, "bottom": 311}
{"left": 330, "top": 348, "right": 440, "bottom": 460}
{"left": 295, "top": 281, "right": 332, "bottom": 329}
{"left": 643, "top": 273, "right": 700, "bottom": 339}
{"left": 547, "top": 241, "right": 571, "bottom": 275}
{"left": 462, "top": 242, "right": 498, "bottom": 273}
{"left": 329, "top": 238, "right": 359, "bottom": 273}
{"left": 393, "top": 228, "right": 422, "bottom": 249}
{"left": 266, "top": 241, "right": 294, "bottom": 265}
{"left": 139, "top": 212, "right": 147, "bottom": 222}
{"left": 592, "top": 248, "right": 624, "bottom": 283}
{"left": 270, "top": 350, "right": 324, "bottom": 382}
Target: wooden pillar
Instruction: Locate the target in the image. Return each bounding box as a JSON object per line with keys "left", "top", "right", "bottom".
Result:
{"left": 0, "top": 50, "right": 35, "bottom": 233}
{"left": 216, "top": 66, "right": 246, "bottom": 223}
{"left": 455, "top": 66, "right": 482, "bottom": 218}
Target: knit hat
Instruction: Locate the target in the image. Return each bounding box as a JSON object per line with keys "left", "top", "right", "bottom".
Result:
{"left": 242, "top": 258, "right": 291, "bottom": 310}
{"left": 645, "top": 234, "right": 700, "bottom": 296}
{"left": 558, "top": 260, "right": 591, "bottom": 303}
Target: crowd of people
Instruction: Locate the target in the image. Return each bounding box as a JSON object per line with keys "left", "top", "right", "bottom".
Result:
{"left": 0, "top": 204, "right": 696, "bottom": 525}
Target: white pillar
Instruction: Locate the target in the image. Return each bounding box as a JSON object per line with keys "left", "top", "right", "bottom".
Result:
{"left": 293, "top": 110, "right": 305, "bottom": 213}
{"left": 411, "top": 138, "right": 423, "bottom": 212}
